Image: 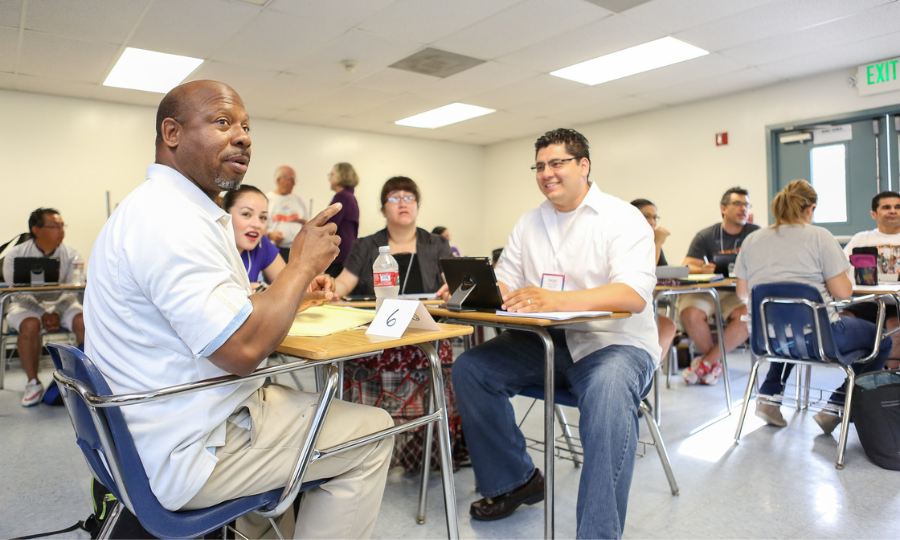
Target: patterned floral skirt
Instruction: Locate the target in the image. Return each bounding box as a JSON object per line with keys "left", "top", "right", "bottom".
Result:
{"left": 342, "top": 340, "right": 468, "bottom": 472}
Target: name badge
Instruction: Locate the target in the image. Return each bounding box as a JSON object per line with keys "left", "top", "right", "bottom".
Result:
{"left": 541, "top": 273, "right": 565, "bottom": 292}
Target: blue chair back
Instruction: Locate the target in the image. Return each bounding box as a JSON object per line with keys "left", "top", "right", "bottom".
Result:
{"left": 750, "top": 282, "right": 841, "bottom": 362}
{"left": 47, "top": 343, "right": 319, "bottom": 539}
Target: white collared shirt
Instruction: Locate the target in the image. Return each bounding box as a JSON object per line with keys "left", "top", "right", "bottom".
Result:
{"left": 84, "top": 164, "right": 256, "bottom": 511}
{"left": 495, "top": 183, "right": 661, "bottom": 363}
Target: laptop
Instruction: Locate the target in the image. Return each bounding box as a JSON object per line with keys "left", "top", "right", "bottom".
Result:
{"left": 439, "top": 257, "right": 504, "bottom": 312}
{"left": 13, "top": 257, "right": 61, "bottom": 286}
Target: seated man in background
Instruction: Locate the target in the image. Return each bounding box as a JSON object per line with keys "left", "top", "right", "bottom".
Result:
{"left": 679, "top": 187, "right": 759, "bottom": 385}
{"left": 84, "top": 79, "right": 392, "bottom": 539}
{"left": 842, "top": 190, "right": 900, "bottom": 368}
{"left": 2, "top": 207, "right": 84, "bottom": 407}
{"left": 452, "top": 128, "right": 660, "bottom": 539}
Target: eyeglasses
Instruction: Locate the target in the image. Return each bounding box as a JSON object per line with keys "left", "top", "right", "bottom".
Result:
{"left": 531, "top": 157, "right": 575, "bottom": 173}
{"left": 643, "top": 214, "right": 661, "bottom": 221}
{"left": 728, "top": 201, "right": 752, "bottom": 209}
{"left": 40, "top": 224, "right": 67, "bottom": 230}
{"left": 386, "top": 195, "right": 417, "bottom": 204}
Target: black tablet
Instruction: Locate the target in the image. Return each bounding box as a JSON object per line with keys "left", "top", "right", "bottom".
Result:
{"left": 13, "top": 257, "right": 60, "bottom": 286}
{"left": 440, "top": 257, "right": 504, "bottom": 312}
{"left": 713, "top": 253, "right": 737, "bottom": 277}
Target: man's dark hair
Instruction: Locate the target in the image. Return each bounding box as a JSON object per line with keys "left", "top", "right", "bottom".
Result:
{"left": 630, "top": 198, "right": 655, "bottom": 210}
{"left": 534, "top": 128, "right": 590, "bottom": 165}
{"left": 222, "top": 184, "right": 266, "bottom": 212}
{"left": 155, "top": 91, "right": 185, "bottom": 146}
{"left": 432, "top": 226, "right": 447, "bottom": 236}
{"left": 380, "top": 176, "right": 420, "bottom": 208}
{"left": 872, "top": 191, "right": 900, "bottom": 211}
{"left": 28, "top": 208, "right": 60, "bottom": 230}
{"left": 720, "top": 187, "right": 749, "bottom": 207}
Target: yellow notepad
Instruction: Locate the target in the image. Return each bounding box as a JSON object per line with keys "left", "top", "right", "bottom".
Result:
{"left": 288, "top": 305, "right": 376, "bottom": 337}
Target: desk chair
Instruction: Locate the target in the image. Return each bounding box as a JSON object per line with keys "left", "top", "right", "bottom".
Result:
{"left": 1, "top": 326, "right": 76, "bottom": 389}
{"left": 518, "top": 385, "right": 679, "bottom": 496}
{"left": 48, "top": 343, "right": 328, "bottom": 539}
{"left": 733, "top": 283, "right": 894, "bottom": 469}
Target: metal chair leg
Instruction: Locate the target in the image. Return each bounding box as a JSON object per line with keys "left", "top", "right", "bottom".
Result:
{"left": 554, "top": 404, "right": 581, "bottom": 467}
{"left": 640, "top": 400, "right": 678, "bottom": 496}
{"left": 835, "top": 366, "right": 856, "bottom": 470}
{"left": 734, "top": 356, "right": 762, "bottom": 443}
{"left": 653, "top": 365, "right": 662, "bottom": 426}
{"left": 96, "top": 501, "right": 123, "bottom": 540}
{"left": 417, "top": 387, "right": 435, "bottom": 524}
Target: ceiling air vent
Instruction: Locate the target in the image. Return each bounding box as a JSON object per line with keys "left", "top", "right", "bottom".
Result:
{"left": 389, "top": 48, "right": 485, "bottom": 79}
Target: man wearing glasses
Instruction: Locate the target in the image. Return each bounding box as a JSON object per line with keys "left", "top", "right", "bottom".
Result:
{"left": 678, "top": 187, "right": 759, "bottom": 385}
{"left": 452, "top": 128, "right": 660, "bottom": 539}
{"left": 2, "top": 208, "right": 84, "bottom": 406}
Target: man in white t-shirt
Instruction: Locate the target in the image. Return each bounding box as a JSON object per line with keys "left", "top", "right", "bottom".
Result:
{"left": 450, "top": 128, "right": 659, "bottom": 539}
{"left": 3, "top": 208, "right": 84, "bottom": 407}
{"left": 267, "top": 165, "right": 308, "bottom": 261}
{"left": 84, "top": 80, "right": 392, "bottom": 538}
{"left": 842, "top": 190, "right": 900, "bottom": 368}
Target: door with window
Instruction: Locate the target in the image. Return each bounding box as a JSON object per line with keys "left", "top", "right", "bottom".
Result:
{"left": 769, "top": 110, "right": 900, "bottom": 237}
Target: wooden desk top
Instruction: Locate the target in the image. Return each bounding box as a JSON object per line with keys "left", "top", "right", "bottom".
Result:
{"left": 277, "top": 322, "right": 473, "bottom": 360}
{"left": 655, "top": 278, "right": 736, "bottom": 292}
{"left": 427, "top": 307, "right": 630, "bottom": 327}
{"left": 332, "top": 299, "right": 444, "bottom": 309}
{"left": 851, "top": 283, "right": 900, "bottom": 295}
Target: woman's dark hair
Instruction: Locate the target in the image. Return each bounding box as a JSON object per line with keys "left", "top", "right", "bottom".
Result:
{"left": 380, "top": 176, "right": 420, "bottom": 208}
{"left": 222, "top": 185, "right": 266, "bottom": 212}
{"left": 630, "top": 198, "right": 655, "bottom": 210}
{"left": 432, "top": 226, "right": 447, "bottom": 235}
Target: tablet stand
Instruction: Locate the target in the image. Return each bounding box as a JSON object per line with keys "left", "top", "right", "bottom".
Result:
{"left": 447, "top": 277, "right": 477, "bottom": 312}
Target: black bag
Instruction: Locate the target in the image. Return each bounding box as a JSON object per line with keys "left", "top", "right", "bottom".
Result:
{"left": 852, "top": 369, "right": 900, "bottom": 471}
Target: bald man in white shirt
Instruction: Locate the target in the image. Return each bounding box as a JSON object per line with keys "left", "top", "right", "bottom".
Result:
{"left": 451, "top": 128, "right": 659, "bottom": 540}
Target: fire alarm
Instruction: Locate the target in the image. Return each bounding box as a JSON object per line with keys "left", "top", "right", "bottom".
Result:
{"left": 715, "top": 132, "right": 728, "bottom": 146}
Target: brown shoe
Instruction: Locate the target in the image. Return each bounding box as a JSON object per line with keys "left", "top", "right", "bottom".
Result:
{"left": 470, "top": 469, "right": 544, "bottom": 521}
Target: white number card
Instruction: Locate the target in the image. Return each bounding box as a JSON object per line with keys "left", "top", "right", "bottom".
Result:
{"left": 366, "top": 299, "right": 440, "bottom": 338}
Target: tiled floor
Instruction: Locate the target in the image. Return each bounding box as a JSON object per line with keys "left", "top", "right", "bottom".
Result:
{"left": 1, "top": 349, "right": 899, "bottom": 539}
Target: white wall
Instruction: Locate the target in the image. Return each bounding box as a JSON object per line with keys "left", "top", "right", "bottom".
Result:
{"left": 482, "top": 68, "right": 900, "bottom": 263}
{"left": 0, "top": 89, "right": 485, "bottom": 263}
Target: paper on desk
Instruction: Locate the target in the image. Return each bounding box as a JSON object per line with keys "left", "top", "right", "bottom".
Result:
{"left": 495, "top": 310, "right": 612, "bottom": 320}
{"left": 855, "top": 283, "right": 900, "bottom": 292}
{"left": 288, "top": 305, "right": 376, "bottom": 337}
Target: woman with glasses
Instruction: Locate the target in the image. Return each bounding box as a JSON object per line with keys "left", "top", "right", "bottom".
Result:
{"left": 324, "top": 162, "right": 360, "bottom": 278}
{"left": 631, "top": 198, "right": 678, "bottom": 370}
{"left": 334, "top": 176, "right": 466, "bottom": 471}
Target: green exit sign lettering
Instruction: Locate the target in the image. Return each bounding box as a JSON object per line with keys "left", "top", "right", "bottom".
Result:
{"left": 857, "top": 57, "right": 900, "bottom": 96}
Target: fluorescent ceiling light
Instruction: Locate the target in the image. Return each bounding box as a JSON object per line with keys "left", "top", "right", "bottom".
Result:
{"left": 551, "top": 37, "right": 708, "bottom": 86}
{"left": 395, "top": 103, "right": 496, "bottom": 129}
{"left": 104, "top": 47, "right": 204, "bottom": 94}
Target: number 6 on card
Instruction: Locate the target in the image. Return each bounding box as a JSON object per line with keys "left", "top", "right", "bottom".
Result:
{"left": 366, "top": 299, "right": 440, "bottom": 338}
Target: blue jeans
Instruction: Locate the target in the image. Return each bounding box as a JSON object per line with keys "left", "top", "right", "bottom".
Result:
{"left": 759, "top": 315, "right": 889, "bottom": 404}
{"left": 452, "top": 329, "right": 655, "bottom": 539}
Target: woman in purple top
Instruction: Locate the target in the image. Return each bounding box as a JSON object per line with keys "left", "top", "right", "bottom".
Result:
{"left": 325, "top": 162, "right": 360, "bottom": 278}
{"left": 223, "top": 185, "right": 285, "bottom": 288}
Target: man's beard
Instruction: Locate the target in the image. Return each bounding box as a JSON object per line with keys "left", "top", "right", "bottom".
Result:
{"left": 215, "top": 175, "right": 242, "bottom": 191}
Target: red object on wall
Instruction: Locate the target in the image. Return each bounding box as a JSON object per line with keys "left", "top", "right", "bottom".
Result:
{"left": 715, "top": 132, "right": 728, "bottom": 146}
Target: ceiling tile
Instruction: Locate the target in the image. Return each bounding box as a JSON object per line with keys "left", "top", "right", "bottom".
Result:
{"left": 0, "top": 71, "right": 15, "bottom": 88}
{"left": 185, "top": 61, "right": 279, "bottom": 95}
{"left": 25, "top": 0, "right": 147, "bottom": 44}
{"left": 0, "top": 0, "right": 22, "bottom": 28}
{"left": 358, "top": 0, "right": 521, "bottom": 45}
{"left": 285, "top": 29, "right": 422, "bottom": 83}
{"left": 13, "top": 73, "right": 97, "bottom": 100}
{"left": 268, "top": 0, "right": 398, "bottom": 27}
{"left": 636, "top": 67, "right": 782, "bottom": 105}
{"left": 348, "top": 94, "right": 449, "bottom": 124}
{"left": 129, "top": 0, "right": 263, "bottom": 59}
{"left": 355, "top": 68, "right": 439, "bottom": 94}
{"left": 505, "top": 84, "right": 628, "bottom": 117}
{"left": 18, "top": 31, "right": 118, "bottom": 83}
{"left": 496, "top": 14, "right": 663, "bottom": 73}
{"left": 465, "top": 74, "right": 583, "bottom": 110}
{"left": 554, "top": 96, "right": 663, "bottom": 125}
{"left": 296, "top": 85, "right": 399, "bottom": 116}
{"left": 210, "top": 9, "right": 349, "bottom": 72}
{"left": 243, "top": 72, "right": 344, "bottom": 110}
{"left": 721, "top": 2, "right": 900, "bottom": 66}
{"left": 0, "top": 25, "right": 17, "bottom": 72}
{"left": 432, "top": 0, "right": 611, "bottom": 60}
{"left": 409, "top": 61, "right": 538, "bottom": 103}
{"left": 675, "top": 0, "right": 895, "bottom": 52}
{"left": 758, "top": 30, "right": 900, "bottom": 81}
{"left": 621, "top": 0, "right": 777, "bottom": 34}
{"left": 596, "top": 53, "right": 747, "bottom": 96}
{"left": 93, "top": 84, "right": 167, "bottom": 107}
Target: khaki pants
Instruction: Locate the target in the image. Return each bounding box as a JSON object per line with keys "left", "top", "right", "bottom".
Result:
{"left": 183, "top": 384, "right": 394, "bottom": 539}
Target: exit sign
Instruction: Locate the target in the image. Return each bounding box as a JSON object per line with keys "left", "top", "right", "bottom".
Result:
{"left": 857, "top": 57, "right": 900, "bottom": 96}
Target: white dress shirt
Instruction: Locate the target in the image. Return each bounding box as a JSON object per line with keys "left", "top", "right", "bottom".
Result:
{"left": 495, "top": 183, "right": 661, "bottom": 363}
{"left": 84, "top": 164, "right": 257, "bottom": 511}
